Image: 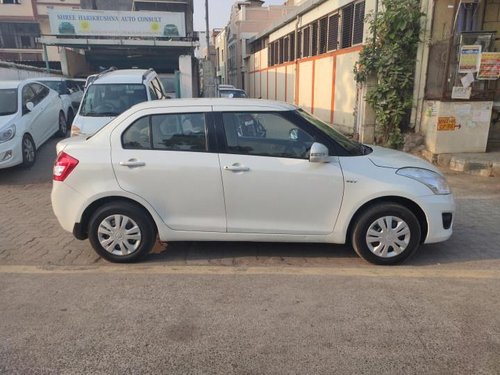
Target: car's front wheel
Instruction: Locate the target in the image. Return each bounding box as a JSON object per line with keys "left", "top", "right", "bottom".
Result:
{"left": 351, "top": 203, "right": 421, "bottom": 265}
{"left": 88, "top": 202, "right": 157, "bottom": 263}
{"left": 21, "top": 134, "right": 36, "bottom": 168}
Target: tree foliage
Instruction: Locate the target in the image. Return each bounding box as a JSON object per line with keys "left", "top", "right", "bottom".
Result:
{"left": 354, "top": 0, "right": 424, "bottom": 148}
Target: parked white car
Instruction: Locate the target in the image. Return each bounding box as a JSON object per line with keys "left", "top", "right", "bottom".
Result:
{"left": 72, "top": 68, "right": 165, "bottom": 137}
{"left": 0, "top": 80, "right": 66, "bottom": 169}
{"left": 52, "top": 99, "right": 455, "bottom": 265}
{"left": 27, "top": 77, "right": 84, "bottom": 128}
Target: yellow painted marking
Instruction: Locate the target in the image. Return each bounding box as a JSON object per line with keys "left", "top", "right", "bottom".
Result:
{"left": 0, "top": 265, "right": 499, "bottom": 280}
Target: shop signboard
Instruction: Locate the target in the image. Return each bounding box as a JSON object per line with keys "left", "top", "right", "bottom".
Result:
{"left": 477, "top": 52, "right": 500, "bottom": 80}
{"left": 48, "top": 9, "right": 186, "bottom": 38}
{"left": 458, "top": 45, "right": 481, "bottom": 73}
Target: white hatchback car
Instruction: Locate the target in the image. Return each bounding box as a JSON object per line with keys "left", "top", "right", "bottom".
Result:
{"left": 0, "top": 80, "right": 66, "bottom": 169}
{"left": 52, "top": 99, "right": 455, "bottom": 265}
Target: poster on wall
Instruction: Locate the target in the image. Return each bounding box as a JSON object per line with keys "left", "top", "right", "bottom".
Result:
{"left": 48, "top": 8, "right": 186, "bottom": 38}
{"left": 477, "top": 52, "right": 500, "bottom": 80}
{"left": 458, "top": 45, "right": 482, "bottom": 73}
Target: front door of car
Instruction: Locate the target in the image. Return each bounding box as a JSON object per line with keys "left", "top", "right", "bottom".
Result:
{"left": 215, "top": 110, "right": 344, "bottom": 235}
{"left": 111, "top": 108, "right": 226, "bottom": 232}
{"left": 21, "top": 84, "right": 44, "bottom": 145}
{"left": 30, "top": 83, "right": 55, "bottom": 142}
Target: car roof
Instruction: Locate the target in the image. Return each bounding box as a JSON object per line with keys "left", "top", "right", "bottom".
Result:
{"left": 131, "top": 98, "right": 296, "bottom": 111}
{"left": 0, "top": 81, "right": 21, "bottom": 89}
{"left": 92, "top": 69, "right": 152, "bottom": 85}
{"left": 25, "top": 77, "right": 65, "bottom": 82}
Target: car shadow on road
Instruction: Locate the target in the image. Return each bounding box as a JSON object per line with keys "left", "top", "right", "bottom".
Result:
{"left": 142, "top": 241, "right": 363, "bottom": 267}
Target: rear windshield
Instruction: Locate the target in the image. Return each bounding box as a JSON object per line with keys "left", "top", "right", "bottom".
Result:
{"left": 39, "top": 81, "right": 64, "bottom": 94}
{"left": 80, "top": 84, "right": 147, "bottom": 117}
{"left": 0, "top": 89, "right": 18, "bottom": 116}
{"left": 219, "top": 89, "right": 247, "bottom": 98}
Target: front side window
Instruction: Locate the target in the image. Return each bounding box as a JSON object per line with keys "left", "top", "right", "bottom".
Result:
{"left": 30, "top": 83, "right": 49, "bottom": 105}
{"left": 39, "top": 80, "right": 66, "bottom": 95}
{"left": 222, "top": 112, "right": 315, "bottom": 159}
{"left": 80, "top": 84, "right": 147, "bottom": 117}
{"left": 22, "top": 85, "right": 36, "bottom": 108}
{"left": 122, "top": 113, "right": 207, "bottom": 152}
{"left": 0, "top": 89, "right": 18, "bottom": 115}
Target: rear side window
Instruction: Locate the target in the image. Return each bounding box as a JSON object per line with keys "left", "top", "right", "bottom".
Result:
{"left": 122, "top": 113, "right": 207, "bottom": 152}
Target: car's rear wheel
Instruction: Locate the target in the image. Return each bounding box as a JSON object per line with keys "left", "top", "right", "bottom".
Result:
{"left": 351, "top": 203, "right": 421, "bottom": 265}
{"left": 88, "top": 202, "right": 156, "bottom": 263}
{"left": 57, "top": 111, "right": 67, "bottom": 137}
{"left": 66, "top": 108, "right": 74, "bottom": 128}
{"left": 21, "top": 134, "right": 36, "bottom": 168}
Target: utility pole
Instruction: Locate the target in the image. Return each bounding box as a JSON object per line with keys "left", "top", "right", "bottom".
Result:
{"left": 204, "top": 0, "right": 216, "bottom": 97}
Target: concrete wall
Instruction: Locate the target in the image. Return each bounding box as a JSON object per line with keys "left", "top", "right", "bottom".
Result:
{"left": 0, "top": 62, "right": 60, "bottom": 80}
{"left": 0, "top": 2, "right": 35, "bottom": 19}
{"left": 59, "top": 48, "right": 90, "bottom": 77}
{"left": 423, "top": 100, "right": 493, "bottom": 154}
{"left": 247, "top": 0, "right": 374, "bottom": 135}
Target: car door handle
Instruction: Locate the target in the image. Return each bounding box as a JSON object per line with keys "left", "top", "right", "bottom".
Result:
{"left": 120, "top": 159, "right": 146, "bottom": 168}
{"left": 224, "top": 164, "right": 250, "bottom": 172}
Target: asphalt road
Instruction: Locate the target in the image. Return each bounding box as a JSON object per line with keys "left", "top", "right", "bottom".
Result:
{"left": 1, "top": 137, "right": 500, "bottom": 374}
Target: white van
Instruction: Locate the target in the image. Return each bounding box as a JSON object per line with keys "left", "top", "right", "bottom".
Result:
{"left": 71, "top": 68, "right": 165, "bottom": 137}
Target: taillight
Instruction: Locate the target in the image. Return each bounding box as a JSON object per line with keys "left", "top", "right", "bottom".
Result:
{"left": 53, "top": 152, "right": 79, "bottom": 181}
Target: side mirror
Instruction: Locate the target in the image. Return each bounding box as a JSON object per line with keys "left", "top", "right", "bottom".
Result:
{"left": 309, "top": 142, "right": 329, "bottom": 163}
{"left": 25, "top": 102, "right": 35, "bottom": 112}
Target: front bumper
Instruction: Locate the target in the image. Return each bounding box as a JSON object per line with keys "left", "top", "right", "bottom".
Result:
{"left": 0, "top": 137, "right": 23, "bottom": 169}
{"left": 417, "top": 193, "right": 456, "bottom": 244}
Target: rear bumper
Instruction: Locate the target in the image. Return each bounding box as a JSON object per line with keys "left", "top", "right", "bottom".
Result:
{"left": 51, "top": 181, "right": 86, "bottom": 234}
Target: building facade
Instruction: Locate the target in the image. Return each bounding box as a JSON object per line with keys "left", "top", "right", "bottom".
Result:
{"left": 0, "top": 0, "right": 79, "bottom": 67}
{"left": 247, "top": 0, "right": 369, "bottom": 136}
{"left": 414, "top": 0, "right": 500, "bottom": 155}
{"left": 223, "top": 0, "right": 293, "bottom": 89}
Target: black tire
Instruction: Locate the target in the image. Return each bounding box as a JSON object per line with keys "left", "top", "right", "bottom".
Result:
{"left": 56, "top": 111, "right": 67, "bottom": 137}
{"left": 88, "top": 202, "right": 157, "bottom": 263}
{"left": 66, "top": 108, "right": 74, "bottom": 128}
{"left": 351, "top": 203, "right": 421, "bottom": 265}
{"left": 21, "top": 134, "right": 36, "bottom": 168}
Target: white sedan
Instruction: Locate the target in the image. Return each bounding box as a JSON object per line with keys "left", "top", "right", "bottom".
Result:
{"left": 52, "top": 99, "right": 455, "bottom": 265}
{"left": 0, "top": 80, "right": 66, "bottom": 169}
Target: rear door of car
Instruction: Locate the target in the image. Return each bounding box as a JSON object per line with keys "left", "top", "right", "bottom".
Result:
{"left": 110, "top": 106, "right": 227, "bottom": 232}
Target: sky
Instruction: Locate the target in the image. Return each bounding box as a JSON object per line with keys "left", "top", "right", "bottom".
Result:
{"left": 192, "top": 0, "right": 285, "bottom": 31}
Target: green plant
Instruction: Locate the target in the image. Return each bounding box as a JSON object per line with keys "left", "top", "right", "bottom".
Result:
{"left": 354, "top": 0, "right": 424, "bottom": 148}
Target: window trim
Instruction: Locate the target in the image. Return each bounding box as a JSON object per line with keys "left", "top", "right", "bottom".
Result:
{"left": 121, "top": 112, "right": 215, "bottom": 153}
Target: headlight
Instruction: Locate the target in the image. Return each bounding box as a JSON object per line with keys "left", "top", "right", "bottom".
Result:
{"left": 71, "top": 125, "right": 81, "bottom": 137}
{"left": 0, "top": 125, "right": 16, "bottom": 144}
{"left": 396, "top": 167, "right": 451, "bottom": 195}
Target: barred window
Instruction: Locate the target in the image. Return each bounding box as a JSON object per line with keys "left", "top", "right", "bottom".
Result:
{"left": 319, "top": 17, "right": 328, "bottom": 54}
{"left": 290, "top": 32, "right": 295, "bottom": 61}
{"left": 283, "top": 35, "right": 289, "bottom": 62}
{"left": 312, "top": 22, "right": 318, "bottom": 56}
{"left": 297, "top": 30, "right": 302, "bottom": 58}
{"left": 274, "top": 41, "right": 280, "bottom": 64}
{"left": 341, "top": 3, "right": 354, "bottom": 48}
{"left": 327, "top": 14, "right": 339, "bottom": 51}
{"left": 353, "top": 1, "right": 365, "bottom": 45}
{"left": 303, "top": 26, "right": 311, "bottom": 57}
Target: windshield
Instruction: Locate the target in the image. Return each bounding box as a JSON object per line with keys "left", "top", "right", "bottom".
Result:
{"left": 159, "top": 77, "right": 175, "bottom": 92}
{"left": 80, "top": 84, "right": 147, "bottom": 117}
{"left": 219, "top": 89, "right": 247, "bottom": 98}
{"left": 0, "top": 89, "right": 18, "bottom": 116}
{"left": 39, "top": 81, "right": 64, "bottom": 94}
{"left": 296, "top": 109, "right": 371, "bottom": 156}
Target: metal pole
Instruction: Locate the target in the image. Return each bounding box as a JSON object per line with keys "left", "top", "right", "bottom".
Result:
{"left": 43, "top": 44, "right": 50, "bottom": 74}
{"left": 205, "top": 0, "right": 210, "bottom": 58}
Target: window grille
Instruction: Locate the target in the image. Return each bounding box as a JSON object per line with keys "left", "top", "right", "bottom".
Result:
{"left": 353, "top": 1, "right": 365, "bottom": 45}
{"left": 341, "top": 4, "right": 354, "bottom": 48}
{"left": 327, "top": 14, "right": 339, "bottom": 51}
